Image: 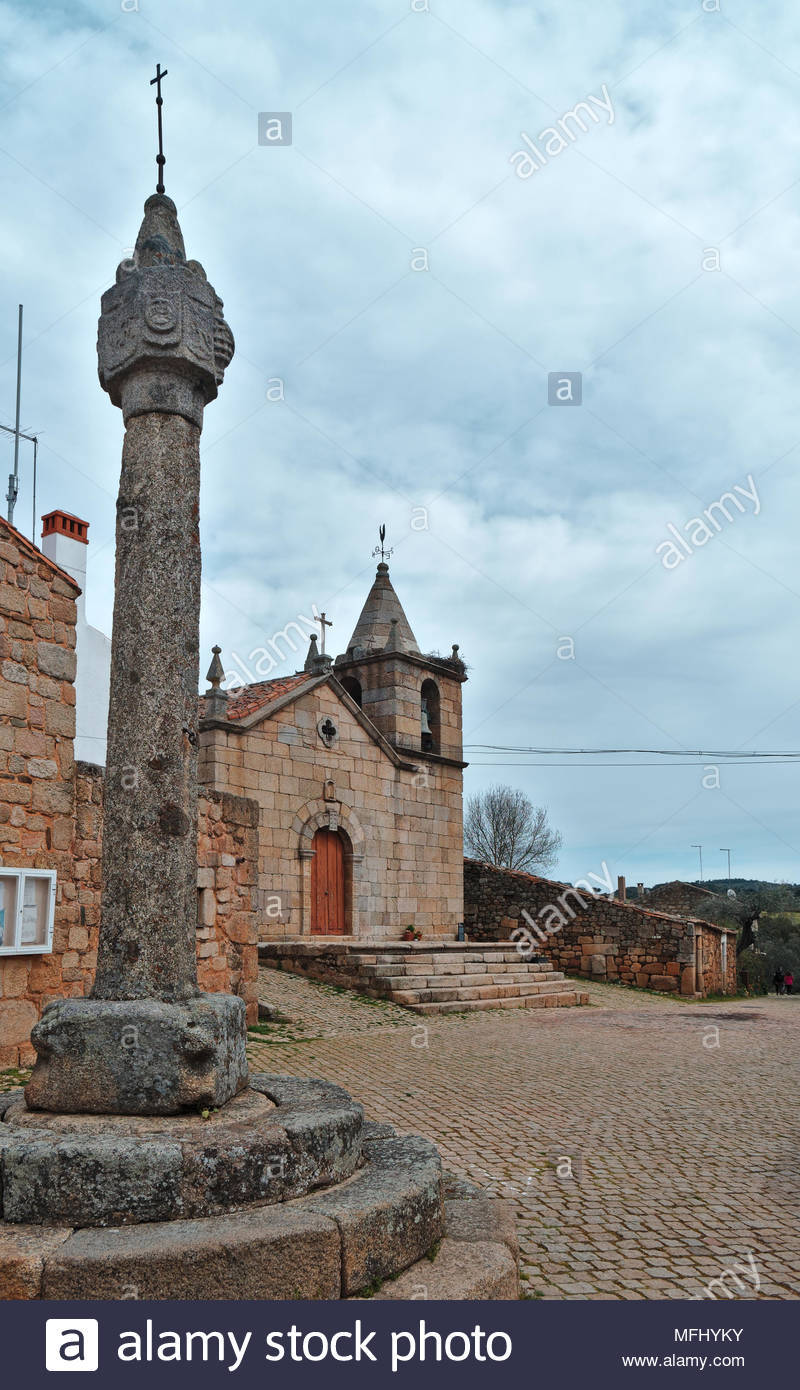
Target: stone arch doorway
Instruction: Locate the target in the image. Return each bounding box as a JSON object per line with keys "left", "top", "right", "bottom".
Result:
{"left": 297, "top": 801, "right": 364, "bottom": 936}
{"left": 310, "top": 827, "right": 348, "bottom": 935}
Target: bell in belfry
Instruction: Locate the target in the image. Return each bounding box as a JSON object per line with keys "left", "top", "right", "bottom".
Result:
{"left": 421, "top": 697, "right": 432, "bottom": 736}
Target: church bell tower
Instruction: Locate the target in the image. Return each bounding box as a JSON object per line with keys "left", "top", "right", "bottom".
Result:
{"left": 334, "top": 539, "right": 466, "bottom": 767}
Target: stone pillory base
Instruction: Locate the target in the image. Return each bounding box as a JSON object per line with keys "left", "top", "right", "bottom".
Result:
{"left": 0, "top": 1077, "right": 518, "bottom": 1299}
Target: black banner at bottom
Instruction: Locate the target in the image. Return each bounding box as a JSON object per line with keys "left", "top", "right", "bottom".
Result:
{"left": 0, "top": 1298, "right": 792, "bottom": 1387}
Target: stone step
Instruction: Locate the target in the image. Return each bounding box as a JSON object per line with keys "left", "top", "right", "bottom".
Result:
{"left": 362, "top": 1174, "right": 519, "bottom": 1301}
{"left": 408, "top": 991, "right": 589, "bottom": 1015}
{"left": 257, "top": 941, "right": 586, "bottom": 1015}
{"left": 370, "top": 963, "right": 557, "bottom": 979}
{"left": 363, "top": 1235, "right": 517, "bottom": 1300}
{"left": 371, "top": 970, "right": 566, "bottom": 990}
{"left": 345, "top": 949, "right": 519, "bottom": 961}
{"left": 347, "top": 959, "right": 528, "bottom": 974}
{"left": 350, "top": 958, "right": 558, "bottom": 974}
{"left": 384, "top": 979, "right": 571, "bottom": 1002}
{"left": 387, "top": 980, "right": 580, "bottom": 1005}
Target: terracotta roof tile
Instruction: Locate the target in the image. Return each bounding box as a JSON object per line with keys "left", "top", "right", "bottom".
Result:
{"left": 200, "top": 672, "right": 311, "bottom": 721}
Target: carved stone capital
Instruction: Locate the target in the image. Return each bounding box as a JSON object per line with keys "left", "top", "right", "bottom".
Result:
{"left": 98, "top": 263, "right": 234, "bottom": 425}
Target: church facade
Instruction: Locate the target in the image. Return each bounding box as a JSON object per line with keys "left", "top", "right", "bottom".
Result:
{"left": 199, "top": 559, "right": 467, "bottom": 941}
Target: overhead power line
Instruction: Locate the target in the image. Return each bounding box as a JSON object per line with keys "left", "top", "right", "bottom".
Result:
{"left": 466, "top": 759, "right": 800, "bottom": 767}
{"left": 463, "top": 744, "right": 800, "bottom": 768}
{"left": 464, "top": 744, "right": 800, "bottom": 759}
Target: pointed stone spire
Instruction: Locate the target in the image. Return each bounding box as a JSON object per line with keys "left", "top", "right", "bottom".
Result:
{"left": 132, "top": 192, "right": 186, "bottom": 267}
{"left": 345, "top": 562, "right": 420, "bottom": 656}
{"left": 304, "top": 632, "right": 332, "bottom": 674}
{"left": 304, "top": 633, "right": 319, "bottom": 671}
{"left": 204, "top": 644, "right": 228, "bottom": 719}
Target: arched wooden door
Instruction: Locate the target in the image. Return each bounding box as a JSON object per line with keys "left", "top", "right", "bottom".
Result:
{"left": 310, "top": 828, "right": 346, "bottom": 935}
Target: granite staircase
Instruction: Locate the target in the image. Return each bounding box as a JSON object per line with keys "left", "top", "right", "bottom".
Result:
{"left": 259, "top": 941, "right": 589, "bottom": 1013}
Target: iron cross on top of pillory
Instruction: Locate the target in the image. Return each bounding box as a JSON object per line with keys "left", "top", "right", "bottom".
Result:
{"left": 150, "top": 62, "right": 168, "bottom": 193}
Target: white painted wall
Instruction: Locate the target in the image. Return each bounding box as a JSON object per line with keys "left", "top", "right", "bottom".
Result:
{"left": 41, "top": 523, "right": 111, "bottom": 766}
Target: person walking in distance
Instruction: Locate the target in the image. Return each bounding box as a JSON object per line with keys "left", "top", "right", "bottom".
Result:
{"left": 773, "top": 966, "right": 785, "bottom": 996}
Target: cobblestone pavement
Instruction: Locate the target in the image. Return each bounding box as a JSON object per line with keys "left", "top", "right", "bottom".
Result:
{"left": 250, "top": 968, "right": 417, "bottom": 1042}
{"left": 251, "top": 972, "right": 800, "bottom": 1300}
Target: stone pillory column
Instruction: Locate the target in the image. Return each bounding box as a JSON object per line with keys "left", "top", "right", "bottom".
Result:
{"left": 25, "top": 193, "right": 246, "bottom": 1115}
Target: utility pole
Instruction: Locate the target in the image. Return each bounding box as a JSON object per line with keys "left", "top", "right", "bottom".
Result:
{"left": 0, "top": 420, "right": 37, "bottom": 541}
{"left": 6, "top": 304, "right": 23, "bottom": 525}
{"left": 691, "top": 843, "right": 703, "bottom": 882}
{"left": 720, "top": 847, "right": 731, "bottom": 882}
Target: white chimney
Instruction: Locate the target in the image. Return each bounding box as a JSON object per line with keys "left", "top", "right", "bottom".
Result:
{"left": 41, "top": 509, "right": 111, "bottom": 766}
{"left": 41, "top": 510, "right": 89, "bottom": 621}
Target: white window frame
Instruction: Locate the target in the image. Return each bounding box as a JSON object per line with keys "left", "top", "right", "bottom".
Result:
{"left": 0, "top": 868, "right": 57, "bottom": 955}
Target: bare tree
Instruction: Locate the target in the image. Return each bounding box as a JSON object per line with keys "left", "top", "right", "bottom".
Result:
{"left": 464, "top": 784, "right": 562, "bottom": 873}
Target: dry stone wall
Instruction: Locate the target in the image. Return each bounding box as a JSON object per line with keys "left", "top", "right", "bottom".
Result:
{"left": 463, "top": 858, "right": 737, "bottom": 996}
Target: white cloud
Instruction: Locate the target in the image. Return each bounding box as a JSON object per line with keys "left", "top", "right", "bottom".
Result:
{"left": 1, "top": 0, "right": 798, "bottom": 883}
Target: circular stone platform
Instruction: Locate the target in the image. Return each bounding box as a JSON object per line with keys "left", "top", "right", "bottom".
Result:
{"left": 0, "top": 1077, "right": 519, "bottom": 1300}
{"left": 0, "top": 1076, "right": 363, "bottom": 1228}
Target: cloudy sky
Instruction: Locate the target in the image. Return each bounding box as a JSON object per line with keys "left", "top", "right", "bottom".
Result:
{"left": 2, "top": 0, "right": 800, "bottom": 888}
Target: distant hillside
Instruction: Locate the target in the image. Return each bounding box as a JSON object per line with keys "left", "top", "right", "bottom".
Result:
{"left": 648, "top": 879, "right": 800, "bottom": 897}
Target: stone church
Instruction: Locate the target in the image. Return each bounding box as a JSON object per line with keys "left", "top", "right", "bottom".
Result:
{"left": 199, "top": 557, "right": 468, "bottom": 940}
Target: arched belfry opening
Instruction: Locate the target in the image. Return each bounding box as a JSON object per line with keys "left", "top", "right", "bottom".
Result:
{"left": 339, "top": 675, "right": 362, "bottom": 708}
{"left": 421, "top": 678, "right": 440, "bottom": 754}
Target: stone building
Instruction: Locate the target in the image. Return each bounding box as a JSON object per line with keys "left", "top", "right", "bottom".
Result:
{"left": 643, "top": 879, "right": 726, "bottom": 917}
{"left": 200, "top": 558, "right": 467, "bottom": 940}
{"left": 463, "top": 859, "right": 737, "bottom": 996}
{"left": 0, "top": 512, "right": 260, "bottom": 1067}
{"left": 0, "top": 514, "right": 83, "bottom": 1065}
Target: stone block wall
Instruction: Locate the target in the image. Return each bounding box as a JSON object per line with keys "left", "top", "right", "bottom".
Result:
{"left": 463, "top": 859, "right": 737, "bottom": 997}
{"left": 0, "top": 515, "right": 262, "bottom": 1064}
{"left": 197, "top": 789, "right": 260, "bottom": 1024}
{"left": 0, "top": 520, "right": 81, "bottom": 1066}
{"left": 0, "top": 770, "right": 260, "bottom": 1066}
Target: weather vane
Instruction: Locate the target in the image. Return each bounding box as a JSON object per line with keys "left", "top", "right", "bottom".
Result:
{"left": 150, "top": 62, "right": 168, "bottom": 194}
{"left": 372, "top": 523, "right": 393, "bottom": 563}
